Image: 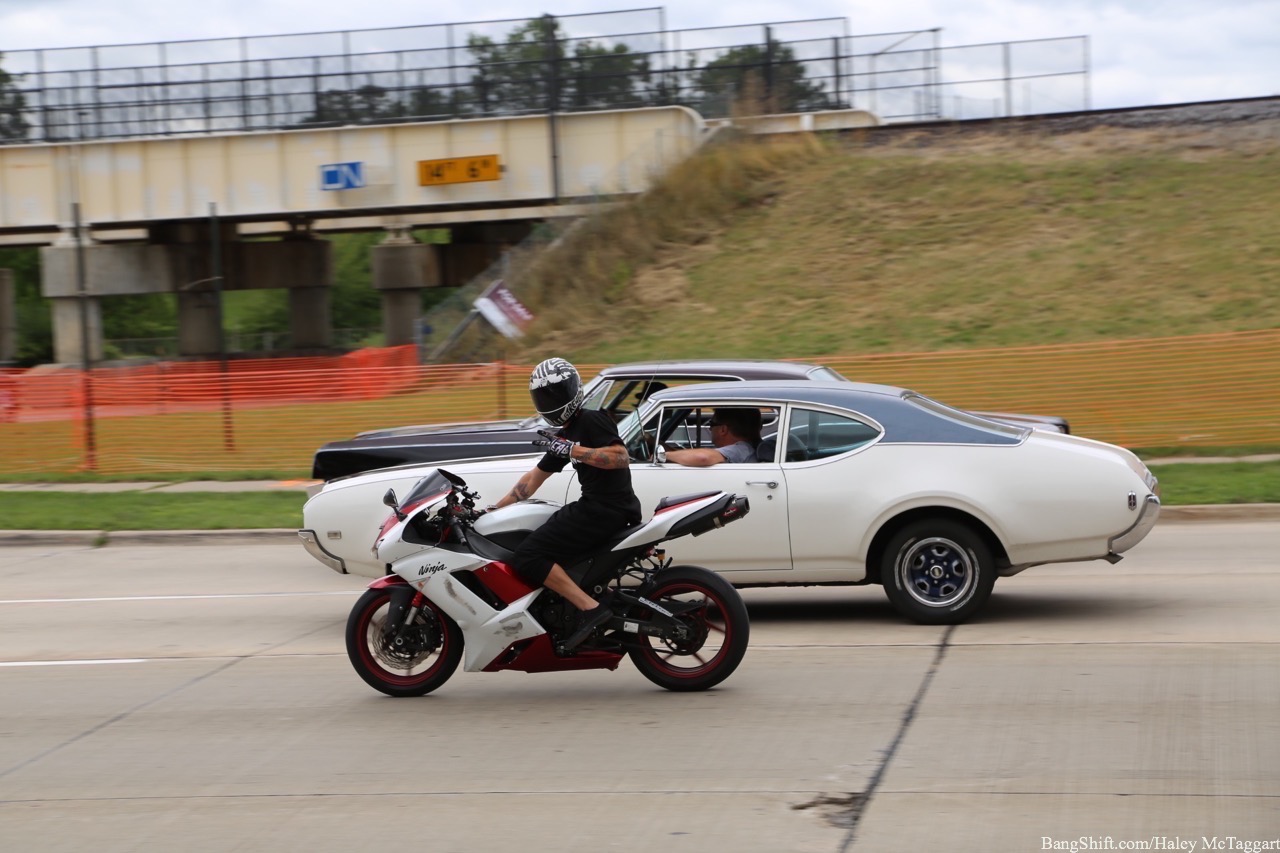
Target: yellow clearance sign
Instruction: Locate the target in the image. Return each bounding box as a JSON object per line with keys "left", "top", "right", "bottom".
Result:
{"left": 417, "top": 155, "right": 502, "bottom": 186}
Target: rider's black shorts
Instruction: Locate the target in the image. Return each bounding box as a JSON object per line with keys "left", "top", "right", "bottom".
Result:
{"left": 511, "top": 499, "right": 636, "bottom": 587}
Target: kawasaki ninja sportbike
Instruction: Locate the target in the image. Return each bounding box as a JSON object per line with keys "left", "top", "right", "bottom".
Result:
{"left": 346, "top": 468, "right": 751, "bottom": 695}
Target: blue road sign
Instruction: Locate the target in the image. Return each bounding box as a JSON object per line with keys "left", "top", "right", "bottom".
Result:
{"left": 320, "top": 162, "right": 366, "bottom": 191}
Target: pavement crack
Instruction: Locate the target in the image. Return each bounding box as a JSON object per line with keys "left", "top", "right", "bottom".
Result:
{"left": 834, "top": 624, "right": 956, "bottom": 851}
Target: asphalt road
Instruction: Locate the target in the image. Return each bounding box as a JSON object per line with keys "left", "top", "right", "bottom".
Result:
{"left": 1, "top": 521, "right": 1277, "bottom": 853}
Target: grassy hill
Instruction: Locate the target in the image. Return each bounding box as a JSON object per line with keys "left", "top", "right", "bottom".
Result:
{"left": 506, "top": 119, "right": 1280, "bottom": 365}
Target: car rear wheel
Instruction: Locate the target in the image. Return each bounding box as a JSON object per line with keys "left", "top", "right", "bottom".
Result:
{"left": 881, "top": 519, "right": 995, "bottom": 625}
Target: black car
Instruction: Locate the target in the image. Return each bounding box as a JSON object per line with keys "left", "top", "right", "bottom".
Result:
{"left": 311, "top": 359, "right": 1068, "bottom": 480}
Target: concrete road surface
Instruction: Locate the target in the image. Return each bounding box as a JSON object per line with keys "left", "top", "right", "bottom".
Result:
{"left": 0, "top": 521, "right": 1276, "bottom": 853}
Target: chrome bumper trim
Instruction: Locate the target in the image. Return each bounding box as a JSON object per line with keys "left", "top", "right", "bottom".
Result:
{"left": 298, "top": 529, "right": 347, "bottom": 574}
{"left": 1109, "top": 494, "right": 1161, "bottom": 555}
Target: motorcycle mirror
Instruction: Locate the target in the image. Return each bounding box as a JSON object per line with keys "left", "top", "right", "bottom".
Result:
{"left": 382, "top": 489, "right": 406, "bottom": 521}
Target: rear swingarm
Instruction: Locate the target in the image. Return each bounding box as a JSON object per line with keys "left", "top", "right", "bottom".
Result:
{"left": 612, "top": 589, "right": 698, "bottom": 640}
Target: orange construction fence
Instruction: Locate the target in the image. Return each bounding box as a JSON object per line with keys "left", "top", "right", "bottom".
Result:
{"left": 0, "top": 330, "right": 1276, "bottom": 476}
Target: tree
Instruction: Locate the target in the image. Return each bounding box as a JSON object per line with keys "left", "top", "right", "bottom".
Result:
{"left": 564, "top": 42, "right": 651, "bottom": 111}
{"left": 467, "top": 14, "right": 562, "bottom": 115}
{"left": 0, "top": 54, "right": 31, "bottom": 141}
{"left": 691, "top": 42, "right": 831, "bottom": 118}
{"left": 466, "top": 15, "right": 648, "bottom": 115}
{"left": 298, "top": 84, "right": 403, "bottom": 126}
{"left": 0, "top": 248, "right": 49, "bottom": 364}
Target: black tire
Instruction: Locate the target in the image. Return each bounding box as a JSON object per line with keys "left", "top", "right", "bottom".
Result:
{"left": 627, "top": 566, "right": 750, "bottom": 692}
{"left": 880, "top": 519, "right": 996, "bottom": 625}
{"left": 345, "top": 587, "right": 463, "bottom": 697}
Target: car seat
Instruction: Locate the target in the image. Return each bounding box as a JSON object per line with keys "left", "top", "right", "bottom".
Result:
{"left": 755, "top": 434, "right": 807, "bottom": 463}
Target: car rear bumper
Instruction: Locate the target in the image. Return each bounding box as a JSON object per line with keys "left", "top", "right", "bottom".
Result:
{"left": 1109, "top": 494, "right": 1161, "bottom": 555}
{"left": 298, "top": 529, "right": 347, "bottom": 574}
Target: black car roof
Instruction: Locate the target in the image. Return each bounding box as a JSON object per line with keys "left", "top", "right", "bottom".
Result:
{"left": 595, "top": 360, "right": 831, "bottom": 381}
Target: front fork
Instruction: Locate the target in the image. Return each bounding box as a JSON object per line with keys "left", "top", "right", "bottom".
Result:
{"left": 381, "top": 585, "right": 431, "bottom": 653}
{"left": 383, "top": 584, "right": 420, "bottom": 630}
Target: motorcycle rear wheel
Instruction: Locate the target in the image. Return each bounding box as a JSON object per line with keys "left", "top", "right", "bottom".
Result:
{"left": 346, "top": 588, "right": 463, "bottom": 697}
{"left": 627, "top": 565, "right": 750, "bottom": 692}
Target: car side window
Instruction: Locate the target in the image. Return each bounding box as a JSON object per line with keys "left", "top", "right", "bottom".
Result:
{"left": 786, "top": 407, "right": 881, "bottom": 461}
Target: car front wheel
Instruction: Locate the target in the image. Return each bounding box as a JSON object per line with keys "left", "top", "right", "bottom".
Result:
{"left": 881, "top": 519, "right": 995, "bottom": 625}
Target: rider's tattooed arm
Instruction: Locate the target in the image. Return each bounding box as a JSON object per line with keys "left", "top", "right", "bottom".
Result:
{"left": 574, "top": 443, "right": 630, "bottom": 469}
{"left": 495, "top": 467, "right": 552, "bottom": 508}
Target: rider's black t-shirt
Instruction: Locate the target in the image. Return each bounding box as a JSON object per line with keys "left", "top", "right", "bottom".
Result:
{"left": 538, "top": 409, "right": 642, "bottom": 522}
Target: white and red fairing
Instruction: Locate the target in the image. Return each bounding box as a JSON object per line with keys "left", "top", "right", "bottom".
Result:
{"left": 371, "top": 492, "right": 731, "bottom": 674}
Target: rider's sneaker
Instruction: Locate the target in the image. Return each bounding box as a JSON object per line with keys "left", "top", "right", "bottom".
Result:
{"left": 563, "top": 598, "right": 614, "bottom": 650}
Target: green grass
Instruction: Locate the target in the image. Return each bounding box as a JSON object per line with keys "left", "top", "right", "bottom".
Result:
{"left": 0, "top": 460, "right": 1274, "bottom": 532}
{"left": 1146, "top": 460, "right": 1280, "bottom": 506}
{"left": 0, "top": 491, "right": 304, "bottom": 530}
{"left": 507, "top": 130, "right": 1280, "bottom": 363}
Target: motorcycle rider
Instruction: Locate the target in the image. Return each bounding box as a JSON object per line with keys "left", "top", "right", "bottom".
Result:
{"left": 491, "top": 357, "right": 642, "bottom": 649}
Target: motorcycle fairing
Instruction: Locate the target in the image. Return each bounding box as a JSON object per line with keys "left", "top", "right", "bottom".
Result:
{"left": 610, "top": 492, "right": 733, "bottom": 551}
{"left": 418, "top": 569, "right": 550, "bottom": 672}
{"left": 481, "top": 635, "right": 623, "bottom": 674}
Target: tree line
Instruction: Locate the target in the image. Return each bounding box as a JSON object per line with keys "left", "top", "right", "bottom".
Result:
{"left": 302, "top": 16, "right": 831, "bottom": 126}
{"left": 0, "top": 16, "right": 833, "bottom": 140}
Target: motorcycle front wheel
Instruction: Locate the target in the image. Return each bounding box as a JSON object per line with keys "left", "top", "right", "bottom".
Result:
{"left": 345, "top": 588, "right": 463, "bottom": 697}
{"left": 627, "top": 565, "right": 750, "bottom": 692}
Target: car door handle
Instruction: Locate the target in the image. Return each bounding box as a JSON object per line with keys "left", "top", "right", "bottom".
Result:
{"left": 746, "top": 480, "right": 778, "bottom": 489}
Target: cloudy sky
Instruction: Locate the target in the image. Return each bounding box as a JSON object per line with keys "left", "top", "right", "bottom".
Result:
{"left": 1, "top": 0, "right": 1275, "bottom": 111}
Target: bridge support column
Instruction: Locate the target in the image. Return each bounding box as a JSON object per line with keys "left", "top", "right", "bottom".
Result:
{"left": 48, "top": 296, "right": 104, "bottom": 365}
{"left": 439, "top": 222, "right": 532, "bottom": 287}
{"left": 0, "top": 269, "right": 16, "bottom": 364}
{"left": 175, "top": 291, "right": 224, "bottom": 357}
{"left": 39, "top": 233, "right": 140, "bottom": 365}
{"left": 289, "top": 287, "right": 331, "bottom": 349}
{"left": 372, "top": 228, "right": 441, "bottom": 347}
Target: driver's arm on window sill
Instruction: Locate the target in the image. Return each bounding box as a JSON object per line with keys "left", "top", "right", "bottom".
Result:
{"left": 663, "top": 447, "right": 726, "bottom": 467}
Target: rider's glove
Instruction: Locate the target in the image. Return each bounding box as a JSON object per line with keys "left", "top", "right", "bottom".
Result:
{"left": 534, "top": 429, "right": 576, "bottom": 459}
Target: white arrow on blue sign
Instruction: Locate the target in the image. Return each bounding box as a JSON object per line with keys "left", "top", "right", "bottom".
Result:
{"left": 320, "top": 162, "right": 366, "bottom": 191}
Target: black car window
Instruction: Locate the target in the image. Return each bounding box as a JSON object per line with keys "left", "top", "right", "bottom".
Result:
{"left": 608, "top": 377, "right": 742, "bottom": 421}
{"left": 581, "top": 379, "right": 614, "bottom": 412}
{"left": 786, "top": 407, "right": 882, "bottom": 461}
{"left": 626, "top": 404, "right": 780, "bottom": 461}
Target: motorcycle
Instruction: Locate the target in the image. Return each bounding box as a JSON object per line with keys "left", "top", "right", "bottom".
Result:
{"left": 345, "top": 467, "right": 752, "bottom": 696}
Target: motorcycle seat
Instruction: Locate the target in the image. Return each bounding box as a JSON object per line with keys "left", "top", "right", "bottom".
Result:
{"left": 653, "top": 491, "right": 720, "bottom": 512}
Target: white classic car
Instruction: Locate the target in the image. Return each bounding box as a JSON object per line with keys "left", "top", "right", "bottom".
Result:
{"left": 300, "top": 381, "right": 1159, "bottom": 624}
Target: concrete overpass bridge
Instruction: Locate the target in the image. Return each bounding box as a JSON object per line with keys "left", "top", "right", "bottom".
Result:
{"left": 0, "top": 107, "right": 706, "bottom": 363}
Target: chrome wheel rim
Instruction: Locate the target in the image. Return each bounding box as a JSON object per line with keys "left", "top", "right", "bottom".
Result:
{"left": 899, "top": 536, "right": 975, "bottom": 608}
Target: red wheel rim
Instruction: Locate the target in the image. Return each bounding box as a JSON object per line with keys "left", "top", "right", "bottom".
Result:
{"left": 355, "top": 592, "right": 451, "bottom": 687}
{"left": 636, "top": 582, "right": 733, "bottom": 680}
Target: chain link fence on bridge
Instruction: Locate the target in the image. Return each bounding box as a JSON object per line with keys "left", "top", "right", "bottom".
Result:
{"left": 0, "top": 9, "right": 1088, "bottom": 144}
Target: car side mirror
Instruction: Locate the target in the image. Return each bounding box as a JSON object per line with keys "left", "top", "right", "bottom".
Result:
{"left": 654, "top": 445, "right": 667, "bottom": 464}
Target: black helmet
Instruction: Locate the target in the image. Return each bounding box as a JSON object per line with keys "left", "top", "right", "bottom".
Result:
{"left": 529, "top": 357, "right": 584, "bottom": 426}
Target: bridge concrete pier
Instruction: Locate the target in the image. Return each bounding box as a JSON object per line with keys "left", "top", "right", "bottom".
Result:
{"left": 40, "top": 226, "right": 333, "bottom": 363}
{"left": 0, "top": 269, "right": 16, "bottom": 364}
{"left": 372, "top": 228, "right": 441, "bottom": 347}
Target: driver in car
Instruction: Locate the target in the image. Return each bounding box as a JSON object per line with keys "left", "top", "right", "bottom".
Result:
{"left": 663, "top": 407, "right": 763, "bottom": 466}
{"left": 490, "top": 357, "right": 643, "bottom": 649}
